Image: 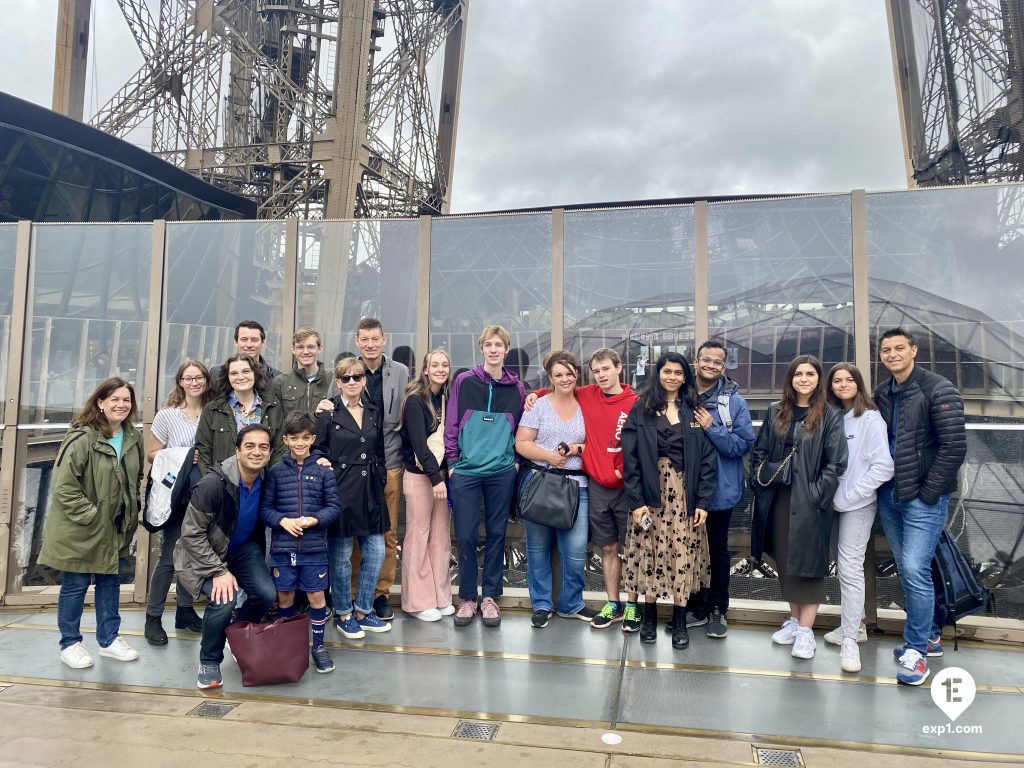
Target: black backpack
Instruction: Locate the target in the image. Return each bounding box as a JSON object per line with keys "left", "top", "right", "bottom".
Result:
{"left": 931, "top": 528, "right": 992, "bottom": 649}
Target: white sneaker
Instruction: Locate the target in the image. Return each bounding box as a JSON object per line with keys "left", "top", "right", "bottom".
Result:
{"left": 771, "top": 617, "right": 799, "bottom": 645}
{"left": 60, "top": 642, "right": 94, "bottom": 669}
{"left": 98, "top": 636, "right": 140, "bottom": 662}
{"left": 824, "top": 625, "right": 867, "bottom": 645}
{"left": 438, "top": 605, "right": 456, "bottom": 616}
{"left": 840, "top": 637, "right": 861, "bottom": 673}
{"left": 791, "top": 627, "right": 816, "bottom": 659}
{"left": 411, "top": 608, "right": 443, "bottom": 622}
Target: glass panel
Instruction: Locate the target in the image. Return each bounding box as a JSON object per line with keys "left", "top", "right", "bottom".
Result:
{"left": 162, "top": 221, "right": 285, "bottom": 402}
{"left": 0, "top": 224, "right": 17, "bottom": 406}
{"left": 429, "top": 214, "right": 551, "bottom": 388}
{"left": 20, "top": 224, "right": 151, "bottom": 423}
{"left": 867, "top": 186, "right": 1024, "bottom": 415}
{"left": 708, "top": 196, "right": 854, "bottom": 416}
{"left": 564, "top": 207, "right": 695, "bottom": 383}
{"left": 7, "top": 428, "right": 138, "bottom": 592}
{"left": 875, "top": 427, "right": 1024, "bottom": 621}
{"left": 297, "top": 220, "right": 419, "bottom": 373}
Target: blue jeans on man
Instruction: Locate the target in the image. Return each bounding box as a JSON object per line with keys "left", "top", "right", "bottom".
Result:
{"left": 199, "top": 541, "right": 277, "bottom": 664}
{"left": 57, "top": 563, "right": 126, "bottom": 650}
{"left": 450, "top": 467, "right": 516, "bottom": 601}
{"left": 328, "top": 533, "right": 385, "bottom": 615}
{"left": 523, "top": 487, "right": 589, "bottom": 614}
{"left": 877, "top": 485, "right": 946, "bottom": 654}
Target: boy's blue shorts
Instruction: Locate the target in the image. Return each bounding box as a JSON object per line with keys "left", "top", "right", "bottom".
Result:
{"left": 270, "top": 553, "right": 329, "bottom": 593}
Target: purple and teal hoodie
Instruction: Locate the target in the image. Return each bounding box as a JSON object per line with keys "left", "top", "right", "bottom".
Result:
{"left": 444, "top": 365, "right": 526, "bottom": 477}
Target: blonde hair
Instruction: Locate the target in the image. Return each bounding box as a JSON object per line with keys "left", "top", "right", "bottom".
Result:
{"left": 478, "top": 324, "right": 511, "bottom": 349}
{"left": 292, "top": 327, "right": 322, "bottom": 347}
{"left": 334, "top": 357, "right": 366, "bottom": 379}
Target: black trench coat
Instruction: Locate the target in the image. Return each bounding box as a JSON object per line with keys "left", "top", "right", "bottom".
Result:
{"left": 314, "top": 397, "right": 388, "bottom": 538}
{"left": 750, "top": 403, "right": 848, "bottom": 579}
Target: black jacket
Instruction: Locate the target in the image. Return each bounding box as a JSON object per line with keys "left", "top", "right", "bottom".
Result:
{"left": 620, "top": 402, "right": 717, "bottom": 515}
{"left": 873, "top": 365, "right": 966, "bottom": 505}
{"left": 314, "top": 397, "right": 388, "bottom": 538}
{"left": 400, "top": 390, "right": 446, "bottom": 486}
{"left": 750, "top": 404, "right": 848, "bottom": 579}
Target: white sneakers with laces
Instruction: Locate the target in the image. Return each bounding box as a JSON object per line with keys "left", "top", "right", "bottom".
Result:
{"left": 791, "top": 627, "right": 816, "bottom": 659}
{"left": 771, "top": 616, "right": 799, "bottom": 645}
{"left": 824, "top": 625, "right": 868, "bottom": 645}
{"left": 98, "top": 636, "right": 140, "bottom": 662}
{"left": 60, "top": 642, "right": 94, "bottom": 669}
{"left": 840, "top": 637, "right": 862, "bottom": 672}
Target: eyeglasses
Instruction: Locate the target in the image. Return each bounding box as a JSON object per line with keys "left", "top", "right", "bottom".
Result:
{"left": 293, "top": 344, "right": 320, "bottom": 352}
{"left": 338, "top": 374, "right": 365, "bottom": 383}
{"left": 696, "top": 356, "right": 726, "bottom": 369}
{"left": 180, "top": 375, "right": 206, "bottom": 384}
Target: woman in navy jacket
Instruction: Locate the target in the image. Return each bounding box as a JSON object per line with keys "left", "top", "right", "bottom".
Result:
{"left": 620, "top": 352, "right": 717, "bottom": 650}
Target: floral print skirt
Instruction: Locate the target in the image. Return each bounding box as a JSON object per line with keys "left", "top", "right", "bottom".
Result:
{"left": 622, "top": 458, "right": 710, "bottom": 602}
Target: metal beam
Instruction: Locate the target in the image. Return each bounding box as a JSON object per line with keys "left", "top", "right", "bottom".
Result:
{"left": 694, "top": 201, "right": 709, "bottom": 347}
{"left": 416, "top": 216, "right": 432, "bottom": 363}
{"left": 53, "top": 0, "right": 92, "bottom": 121}
{"left": 550, "top": 208, "right": 565, "bottom": 351}
{"left": 433, "top": 0, "right": 469, "bottom": 213}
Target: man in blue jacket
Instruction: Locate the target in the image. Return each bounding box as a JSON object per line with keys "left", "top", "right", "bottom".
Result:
{"left": 680, "top": 340, "right": 755, "bottom": 639}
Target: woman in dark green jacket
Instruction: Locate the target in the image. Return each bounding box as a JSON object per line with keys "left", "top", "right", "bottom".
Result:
{"left": 39, "top": 377, "right": 145, "bottom": 670}
{"left": 196, "top": 353, "right": 284, "bottom": 474}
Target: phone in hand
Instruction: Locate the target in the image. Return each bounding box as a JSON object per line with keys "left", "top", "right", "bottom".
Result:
{"left": 640, "top": 513, "right": 652, "bottom": 532}
{"left": 557, "top": 441, "right": 570, "bottom": 456}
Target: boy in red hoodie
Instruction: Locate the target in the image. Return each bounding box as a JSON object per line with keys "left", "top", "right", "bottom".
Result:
{"left": 525, "top": 347, "right": 637, "bottom": 629}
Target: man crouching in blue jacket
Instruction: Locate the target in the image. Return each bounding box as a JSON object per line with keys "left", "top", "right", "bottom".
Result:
{"left": 260, "top": 411, "right": 341, "bottom": 674}
{"left": 677, "top": 340, "right": 755, "bottom": 639}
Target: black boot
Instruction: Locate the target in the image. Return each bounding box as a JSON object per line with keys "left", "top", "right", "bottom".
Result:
{"left": 640, "top": 601, "right": 658, "bottom": 644}
{"left": 175, "top": 605, "right": 204, "bottom": 632}
{"left": 144, "top": 615, "right": 168, "bottom": 646}
{"left": 671, "top": 606, "right": 690, "bottom": 650}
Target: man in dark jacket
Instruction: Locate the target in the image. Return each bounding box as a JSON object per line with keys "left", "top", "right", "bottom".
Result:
{"left": 272, "top": 327, "right": 331, "bottom": 417}
{"left": 210, "top": 320, "right": 281, "bottom": 385}
{"left": 174, "top": 424, "right": 277, "bottom": 690}
{"left": 684, "top": 340, "right": 755, "bottom": 639}
{"left": 874, "top": 327, "right": 966, "bottom": 686}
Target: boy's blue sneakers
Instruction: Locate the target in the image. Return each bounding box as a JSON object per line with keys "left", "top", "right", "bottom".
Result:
{"left": 893, "top": 637, "right": 943, "bottom": 661}
{"left": 895, "top": 647, "right": 930, "bottom": 686}
{"left": 311, "top": 645, "right": 335, "bottom": 673}
{"left": 335, "top": 613, "right": 365, "bottom": 640}
{"left": 357, "top": 612, "right": 392, "bottom": 633}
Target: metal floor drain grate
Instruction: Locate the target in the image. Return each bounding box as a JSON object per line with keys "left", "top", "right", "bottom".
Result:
{"left": 188, "top": 702, "right": 239, "bottom": 719}
{"left": 452, "top": 720, "right": 499, "bottom": 740}
{"left": 753, "top": 747, "right": 804, "bottom": 766}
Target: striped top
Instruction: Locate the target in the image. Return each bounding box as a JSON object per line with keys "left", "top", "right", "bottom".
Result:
{"left": 151, "top": 407, "right": 200, "bottom": 449}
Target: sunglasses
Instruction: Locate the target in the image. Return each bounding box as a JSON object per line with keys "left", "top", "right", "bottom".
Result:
{"left": 338, "top": 374, "right": 365, "bottom": 383}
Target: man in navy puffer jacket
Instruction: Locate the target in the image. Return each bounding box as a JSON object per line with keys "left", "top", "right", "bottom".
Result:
{"left": 260, "top": 412, "right": 341, "bottom": 673}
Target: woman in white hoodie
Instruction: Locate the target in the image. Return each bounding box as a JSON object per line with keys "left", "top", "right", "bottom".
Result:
{"left": 826, "top": 363, "right": 894, "bottom": 674}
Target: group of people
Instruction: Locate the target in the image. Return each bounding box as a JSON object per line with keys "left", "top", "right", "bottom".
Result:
{"left": 39, "top": 316, "right": 965, "bottom": 690}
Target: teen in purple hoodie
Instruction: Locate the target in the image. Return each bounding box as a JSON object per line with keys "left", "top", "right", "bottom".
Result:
{"left": 443, "top": 325, "right": 526, "bottom": 628}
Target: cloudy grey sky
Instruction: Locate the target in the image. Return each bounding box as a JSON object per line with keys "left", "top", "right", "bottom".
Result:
{"left": 2, "top": 0, "right": 907, "bottom": 213}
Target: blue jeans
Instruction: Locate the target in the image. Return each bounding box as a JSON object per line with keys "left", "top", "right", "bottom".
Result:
{"left": 57, "top": 565, "right": 124, "bottom": 650}
{"left": 524, "top": 486, "right": 589, "bottom": 614}
{"left": 450, "top": 467, "right": 516, "bottom": 601}
{"left": 328, "top": 533, "right": 385, "bottom": 616}
{"left": 199, "top": 541, "right": 277, "bottom": 665}
{"left": 877, "top": 486, "right": 946, "bottom": 654}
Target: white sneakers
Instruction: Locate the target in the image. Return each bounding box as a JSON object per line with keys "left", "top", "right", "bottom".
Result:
{"left": 411, "top": 608, "right": 443, "bottom": 622}
{"left": 438, "top": 605, "right": 456, "bottom": 616}
{"left": 791, "top": 627, "right": 816, "bottom": 659}
{"left": 98, "top": 636, "right": 140, "bottom": 662}
{"left": 824, "top": 625, "right": 868, "bottom": 645}
{"left": 60, "top": 642, "right": 94, "bottom": 669}
{"left": 840, "top": 638, "right": 862, "bottom": 673}
{"left": 771, "top": 617, "right": 800, "bottom": 645}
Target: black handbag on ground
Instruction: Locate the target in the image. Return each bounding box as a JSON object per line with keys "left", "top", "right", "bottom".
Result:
{"left": 516, "top": 463, "right": 582, "bottom": 531}
{"left": 755, "top": 446, "right": 797, "bottom": 488}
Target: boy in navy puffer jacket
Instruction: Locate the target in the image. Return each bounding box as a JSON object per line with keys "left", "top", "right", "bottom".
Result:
{"left": 260, "top": 411, "right": 341, "bottom": 673}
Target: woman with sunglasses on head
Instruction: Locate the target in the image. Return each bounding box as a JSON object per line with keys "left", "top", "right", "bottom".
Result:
{"left": 316, "top": 357, "right": 391, "bottom": 638}
{"left": 620, "top": 352, "right": 717, "bottom": 650}
{"left": 399, "top": 349, "right": 455, "bottom": 622}
{"left": 751, "top": 355, "right": 848, "bottom": 660}
{"left": 144, "top": 360, "right": 214, "bottom": 645}
{"left": 824, "top": 362, "right": 893, "bottom": 673}
{"left": 195, "top": 353, "right": 284, "bottom": 475}
{"left": 39, "top": 377, "right": 145, "bottom": 670}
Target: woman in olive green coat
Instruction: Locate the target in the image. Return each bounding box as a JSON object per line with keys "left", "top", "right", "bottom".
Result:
{"left": 39, "top": 377, "right": 145, "bottom": 670}
{"left": 196, "top": 353, "right": 284, "bottom": 475}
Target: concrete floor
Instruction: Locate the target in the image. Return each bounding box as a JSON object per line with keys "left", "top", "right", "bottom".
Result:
{"left": 0, "top": 606, "right": 1021, "bottom": 766}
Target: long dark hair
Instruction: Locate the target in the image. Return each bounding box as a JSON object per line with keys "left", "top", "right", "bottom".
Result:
{"left": 72, "top": 377, "right": 139, "bottom": 437}
{"left": 215, "top": 353, "right": 268, "bottom": 396}
{"left": 826, "top": 362, "right": 876, "bottom": 417}
{"left": 398, "top": 349, "right": 451, "bottom": 428}
{"left": 639, "top": 352, "right": 698, "bottom": 415}
{"left": 776, "top": 355, "right": 827, "bottom": 435}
